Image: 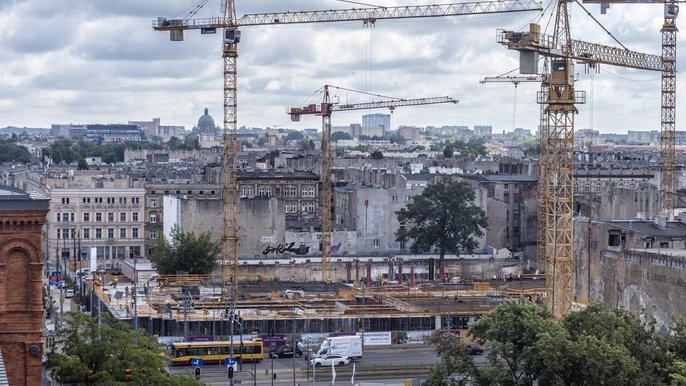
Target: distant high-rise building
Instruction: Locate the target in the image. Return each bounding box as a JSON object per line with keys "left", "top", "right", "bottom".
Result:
{"left": 474, "top": 125, "right": 492, "bottom": 137}
{"left": 362, "top": 114, "right": 391, "bottom": 135}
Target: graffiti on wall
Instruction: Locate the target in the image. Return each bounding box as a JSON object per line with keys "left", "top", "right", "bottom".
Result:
{"left": 262, "top": 242, "right": 310, "bottom": 255}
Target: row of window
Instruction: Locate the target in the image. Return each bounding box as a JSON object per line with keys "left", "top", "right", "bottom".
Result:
{"left": 56, "top": 212, "right": 154, "bottom": 223}
{"left": 285, "top": 202, "right": 316, "bottom": 213}
{"left": 240, "top": 185, "right": 316, "bottom": 198}
{"left": 61, "top": 197, "right": 142, "bottom": 205}
{"left": 56, "top": 227, "right": 145, "bottom": 240}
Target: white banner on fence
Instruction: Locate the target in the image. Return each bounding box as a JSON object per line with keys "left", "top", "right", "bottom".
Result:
{"left": 362, "top": 332, "right": 392, "bottom": 346}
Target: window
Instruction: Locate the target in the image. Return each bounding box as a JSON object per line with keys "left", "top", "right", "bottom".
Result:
{"left": 302, "top": 186, "right": 315, "bottom": 197}
{"left": 119, "top": 197, "right": 127, "bottom": 204}
{"left": 120, "top": 212, "right": 126, "bottom": 222}
{"left": 150, "top": 229, "right": 157, "bottom": 240}
{"left": 82, "top": 197, "right": 91, "bottom": 203}
{"left": 400, "top": 240, "right": 406, "bottom": 249}
{"left": 150, "top": 214, "right": 157, "bottom": 224}
{"left": 108, "top": 212, "right": 114, "bottom": 222}
{"left": 56, "top": 213, "right": 61, "bottom": 222}
{"left": 95, "top": 228, "right": 102, "bottom": 239}
{"left": 70, "top": 213, "right": 75, "bottom": 222}
{"left": 107, "top": 197, "right": 114, "bottom": 204}
{"left": 373, "top": 239, "right": 380, "bottom": 247}
{"left": 149, "top": 199, "right": 157, "bottom": 208}
{"left": 240, "top": 185, "right": 254, "bottom": 198}
{"left": 83, "top": 228, "right": 90, "bottom": 239}
{"left": 56, "top": 229, "right": 62, "bottom": 239}
{"left": 132, "top": 228, "right": 139, "bottom": 238}
{"left": 285, "top": 202, "right": 297, "bottom": 213}
{"left": 302, "top": 202, "right": 316, "bottom": 213}
{"left": 258, "top": 186, "right": 271, "bottom": 198}
{"left": 391, "top": 195, "right": 398, "bottom": 202}
{"left": 61, "top": 197, "right": 70, "bottom": 204}
{"left": 406, "top": 196, "right": 411, "bottom": 202}
{"left": 285, "top": 185, "right": 296, "bottom": 197}
{"left": 132, "top": 212, "right": 139, "bottom": 221}
{"left": 96, "top": 213, "right": 102, "bottom": 222}
{"left": 132, "top": 197, "right": 140, "bottom": 204}
{"left": 108, "top": 228, "right": 114, "bottom": 239}
{"left": 120, "top": 228, "right": 126, "bottom": 239}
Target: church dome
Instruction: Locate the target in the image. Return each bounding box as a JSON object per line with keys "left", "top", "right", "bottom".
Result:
{"left": 198, "top": 108, "right": 215, "bottom": 127}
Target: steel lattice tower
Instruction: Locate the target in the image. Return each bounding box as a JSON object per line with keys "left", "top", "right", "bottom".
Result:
{"left": 661, "top": 4, "right": 677, "bottom": 217}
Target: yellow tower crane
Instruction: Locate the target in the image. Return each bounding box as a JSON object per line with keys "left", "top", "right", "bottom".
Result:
{"left": 498, "top": 13, "right": 663, "bottom": 317}
{"left": 288, "top": 86, "right": 458, "bottom": 281}
{"left": 581, "top": 0, "right": 679, "bottom": 217}
{"left": 153, "top": 0, "right": 543, "bottom": 295}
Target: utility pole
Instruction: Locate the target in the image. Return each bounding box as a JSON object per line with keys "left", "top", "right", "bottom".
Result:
{"left": 292, "top": 313, "right": 296, "bottom": 386}
{"left": 133, "top": 255, "right": 138, "bottom": 330}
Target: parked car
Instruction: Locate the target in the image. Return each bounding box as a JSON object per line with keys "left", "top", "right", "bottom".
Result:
{"left": 76, "top": 268, "right": 91, "bottom": 277}
{"left": 65, "top": 288, "right": 75, "bottom": 298}
{"left": 111, "top": 264, "right": 122, "bottom": 275}
{"left": 310, "top": 354, "right": 350, "bottom": 367}
{"left": 465, "top": 344, "right": 485, "bottom": 355}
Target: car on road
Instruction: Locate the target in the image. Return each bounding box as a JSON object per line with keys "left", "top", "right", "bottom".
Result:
{"left": 65, "top": 288, "right": 75, "bottom": 298}
{"left": 465, "top": 344, "right": 485, "bottom": 355}
{"left": 270, "top": 345, "right": 303, "bottom": 359}
{"left": 310, "top": 354, "right": 350, "bottom": 367}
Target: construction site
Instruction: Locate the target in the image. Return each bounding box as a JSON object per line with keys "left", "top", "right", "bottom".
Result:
{"left": 123, "top": 0, "right": 683, "bottom": 334}
{"left": 78, "top": 257, "right": 545, "bottom": 338}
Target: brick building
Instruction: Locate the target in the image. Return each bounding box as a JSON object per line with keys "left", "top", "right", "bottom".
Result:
{"left": 0, "top": 186, "right": 49, "bottom": 386}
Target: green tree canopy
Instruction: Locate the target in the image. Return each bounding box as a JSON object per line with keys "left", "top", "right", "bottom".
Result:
{"left": 46, "top": 312, "right": 202, "bottom": 385}
{"left": 77, "top": 158, "right": 89, "bottom": 170}
{"left": 443, "top": 144, "right": 454, "bottom": 158}
{"left": 331, "top": 132, "right": 352, "bottom": 142}
{"left": 424, "top": 301, "right": 679, "bottom": 386}
{"left": 285, "top": 130, "right": 304, "bottom": 141}
{"left": 370, "top": 150, "right": 384, "bottom": 159}
{"left": 0, "top": 142, "right": 31, "bottom": 163}
{"left": 148, "top": 226, "right": 220, "bottom": 275}
{"left": 396, "top": 179, "right": 488, "bottom": 261}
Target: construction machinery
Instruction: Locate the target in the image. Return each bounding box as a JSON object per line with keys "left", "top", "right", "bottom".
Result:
{"left": 153, "top": 0, "right": 543, "bottom": 294}
{"left": 289, "top": 86, "right": 457, "bottom": 280}
{"left": 580, "top": 0, "right": 679, "bottom": 217}
{"left": 480, "top": 75, "right": 543, "bottom": 131}
{"left": 497, "top": 12, "right": 663, "bottom": 317}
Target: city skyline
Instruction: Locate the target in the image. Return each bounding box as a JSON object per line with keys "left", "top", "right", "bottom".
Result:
{"left": 0, "top": 0, "right": 680, "bottom": 134}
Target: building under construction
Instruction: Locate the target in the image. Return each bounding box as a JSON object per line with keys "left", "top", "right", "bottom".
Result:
{"left": 80, "top": 258, "right": 545, "bottom": 338}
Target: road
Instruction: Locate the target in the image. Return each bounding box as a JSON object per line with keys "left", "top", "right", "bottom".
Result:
{"left": 168, "top": 346, "right": 486, "bottom": 385}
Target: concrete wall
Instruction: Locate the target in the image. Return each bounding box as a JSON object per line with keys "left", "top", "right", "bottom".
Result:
{"left": 575, "top": 219, "right": 686, "bottom": 327}
{"left": 575, "top": 183, "right": 659, "bottom": 221}
{"left": 178, "top": 197, "right": 285, "bottom": 257}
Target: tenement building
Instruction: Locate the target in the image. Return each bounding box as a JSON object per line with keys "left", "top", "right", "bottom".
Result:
{"left": 0, "top": 186, "right": 49, "bottom": 386}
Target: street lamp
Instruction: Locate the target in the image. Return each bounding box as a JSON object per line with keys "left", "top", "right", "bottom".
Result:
{"left": 270, "top": 344, "right": 275, "bottom": 386}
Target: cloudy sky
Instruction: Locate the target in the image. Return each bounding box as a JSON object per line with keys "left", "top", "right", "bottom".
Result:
{"left": 0, "top": 0, "right": 678, "bottom": 134}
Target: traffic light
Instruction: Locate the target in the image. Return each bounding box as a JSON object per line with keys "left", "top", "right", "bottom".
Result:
{"left": 194, "top": 367, "right": 201, "bottom": 379}
{"left": 228, "top": 366, "right": 234, "bottom": 379}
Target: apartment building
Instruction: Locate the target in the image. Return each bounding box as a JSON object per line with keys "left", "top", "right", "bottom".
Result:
{"left": 45, "top": 187, "right": 146, "bottom": 265}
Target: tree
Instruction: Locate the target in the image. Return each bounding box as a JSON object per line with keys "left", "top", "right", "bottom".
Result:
{"left": 46, "top": 312, "right": 202, "bottom": 385}
{"left": 388, "top": 132, "right": 407, "bottom": 145}
{"left": 167, "top": 136, "right": 182, "bottom": 150}
{"left": 77, "top": 158, "right": 90, "bottom": 170}
{"left": 370, "top": 150, "right": 384, "bottom": 159}
{"left": 285, "top": 130, "right": 304, "bottom": 141}
{"left": 396, "top": 180, "right": 488, "bottom": 262}
{"left": 331, "top": 132, "right": 352, "bottom": 142}
{"left": 425, "top": 301, "right": 679, "bottom": 386}
{"left": 443, "top": 144, "right": 454, "bottom": 158}
{"left": 148, "top": 226, "right": 220, "bottom": 275}
{"left": 299, "top": 138, "right": 315, "bottom": 152}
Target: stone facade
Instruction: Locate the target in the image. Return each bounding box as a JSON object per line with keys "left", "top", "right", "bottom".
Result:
{"left": 0, "top": 191, "right": 49, "bottom": 386}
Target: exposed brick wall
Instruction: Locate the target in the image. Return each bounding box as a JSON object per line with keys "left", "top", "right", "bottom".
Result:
{"left": 0, "top": 210, "right": 48, "bottom": 386}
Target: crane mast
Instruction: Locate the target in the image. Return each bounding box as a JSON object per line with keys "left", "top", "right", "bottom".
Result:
{"left": 290, "top": 86, "right": 457, "bottom": 281}
{"left": 154, "top": 0, "right": 541, "bottom": 291}
{"left": 498, "top": 11, "right": 662, "bottom": 317}
{"left": 582, "top": 0, "right": 679, "bottom": 218}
